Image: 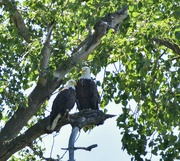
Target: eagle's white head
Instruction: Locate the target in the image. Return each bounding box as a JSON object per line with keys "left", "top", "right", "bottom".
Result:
{"left": 65, "top": 79, "right": 76, "bottom": 90}
{"left": 80, "top": 66, "right": 91, "bottom": 79}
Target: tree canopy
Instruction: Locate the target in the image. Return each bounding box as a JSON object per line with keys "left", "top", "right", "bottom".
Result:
{"left": 0, "top": 0, "right": 180, "bottom": 161}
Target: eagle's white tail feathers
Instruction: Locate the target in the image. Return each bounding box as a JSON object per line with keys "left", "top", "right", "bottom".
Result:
{"left": 47, "top": 114, "right": 61, "bottom": 131}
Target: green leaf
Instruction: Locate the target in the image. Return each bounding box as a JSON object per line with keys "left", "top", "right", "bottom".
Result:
{"left": 132, "top": 12, "right": 140, "bottom": 17}
{"left": 175, "top": 31, "right": 180, "bottom": 41}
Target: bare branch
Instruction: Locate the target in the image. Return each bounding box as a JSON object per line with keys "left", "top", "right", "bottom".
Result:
{"left": 39, "top": 21, "right": 55, "bottom": 86}
{"left": 68, "top": 127, "right": 79, "bottom": 161}
{"left": 50, "top": 133, "right": 57, "bottom": 159}
{"left": 67, "top": 127, "right": 97, "bottom": 161}
{"left": 62, "top": 144, "right": 98, "bottom": 151}
{"left": 53, "top": 5, "right": 128, "bottom": 79}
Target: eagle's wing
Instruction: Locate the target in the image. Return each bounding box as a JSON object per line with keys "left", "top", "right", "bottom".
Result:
{"left": 48, "top": 88, "right": 76, "bottom": 131}
{"left": 89, "top": 79, "right": 100, "bottom": 110}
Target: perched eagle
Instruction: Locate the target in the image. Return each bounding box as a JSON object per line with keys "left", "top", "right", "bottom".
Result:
{"left": 46, "top": 79, "right": 76, "bottom": 132}
{"left": 76, "top": 67, "right": 100, "bottom": 111}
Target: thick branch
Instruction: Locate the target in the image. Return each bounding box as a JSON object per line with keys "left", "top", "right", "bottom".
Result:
{"left": 69, "top": 110, "right": 115, "bottom": 129}
{"left": 68, "top": 127, "right": 79, "bottom": 161}
{"left": 152, "top": 37, "right": 180, "bottom": 55}
{"left": 0, "top": 110, "right": 115, "bottom": 161}
{"left": 53, "top": 5, "right": 128, "bottom": 79}
{"left": 12, "top": 9, "right": 31, "bottom": 43}
{"left": 2, "top": 0, "right": 31, "bottom": 43}
{"left": 39, "top": 21, "right": 55, "bottom": 86}
{"left": 67, "top": 129, "right": 97, "bottom": 161}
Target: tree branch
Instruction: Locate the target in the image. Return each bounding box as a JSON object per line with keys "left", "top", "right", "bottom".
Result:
{"left": 39, "top": 21, "right": 55, "bottom": 86}
{"left": 1, "top": 0, "right": 31, "bottom": 43}
{"left": 67, "top": 126, "right": 97, "bottom": 161}
{"left": 68, "top": 126, "right": 79, "bottom": 161}
{"left": 12, "top": 9, "right": 31, "bottom": 43}
{"left": 0, "top": 110, "right": 115, "bottom": 161}
{"left": 53, "top": 5, "right": 128, "bottom": 79}
{"left": 152, "top": 37, "right": 180, "bottom": 55}
{"left": 62, "top": 144, "right": 98, "bottom": 151}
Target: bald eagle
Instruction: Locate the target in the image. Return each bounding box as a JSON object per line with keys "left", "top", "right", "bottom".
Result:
{"left": 46, "top": 79, "right": 76, "bottom": 132}
{"left": 76, "top": 67, "right": 100, "bottom": 111}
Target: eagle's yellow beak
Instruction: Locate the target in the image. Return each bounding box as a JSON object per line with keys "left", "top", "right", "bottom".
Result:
{"left": 82, "top": 68, "right": 86, "bottom": 73}
{"left": 73, "top": 81, "right": 77, "bottom": 86}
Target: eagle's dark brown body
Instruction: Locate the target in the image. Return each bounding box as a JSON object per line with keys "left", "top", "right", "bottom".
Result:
{"left": 50, "top": 87, "right": 76, "bottom": 125}
{"left": 76, "top": 79, "right": 99, "bottom": 111}
{"left": 46, "top": 84, "right": 76, "bottom": 132}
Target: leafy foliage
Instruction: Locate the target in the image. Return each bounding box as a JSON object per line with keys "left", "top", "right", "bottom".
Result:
{"left": 0, "top": 0, "right": 180, "bottom": 160}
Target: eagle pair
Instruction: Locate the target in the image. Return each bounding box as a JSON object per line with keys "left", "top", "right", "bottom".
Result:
{"left": 46, "top": 67, "right": 100, "bottom": 132}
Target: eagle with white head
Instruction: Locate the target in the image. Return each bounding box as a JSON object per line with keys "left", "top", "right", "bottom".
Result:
{"left": 76, "top": 66, "right": 100, "bottom": 111}
{"left": 46, "top": 79, "right": 76, "bottom": 132}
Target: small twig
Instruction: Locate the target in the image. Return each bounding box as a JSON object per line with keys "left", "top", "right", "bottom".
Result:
{"left": 100, "top": 67, "right": 107, "bottom": 99}
{"left": 29, "top": 143, "right": 44, "bottom": 159}
{"left": 29, "top": 143, "right": 58, "bottom": 161}
{"left": 50, "top": 133, "right": 56, "bottom": 158}
{"left": 60, "top": 149, "right": 68, "bottom": 160}
{"left": 113, "top": 63, "right": 118, "bottom": 73}
{"left": 170, "top": 55, "right": 180, "bottom": 61}
{"left": 62, "top": 144, "right": 98, "bottom": 151}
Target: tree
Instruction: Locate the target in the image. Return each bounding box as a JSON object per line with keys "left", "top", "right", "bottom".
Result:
{"left": 0, "top": 0, "right": 179, "bottom": 161}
